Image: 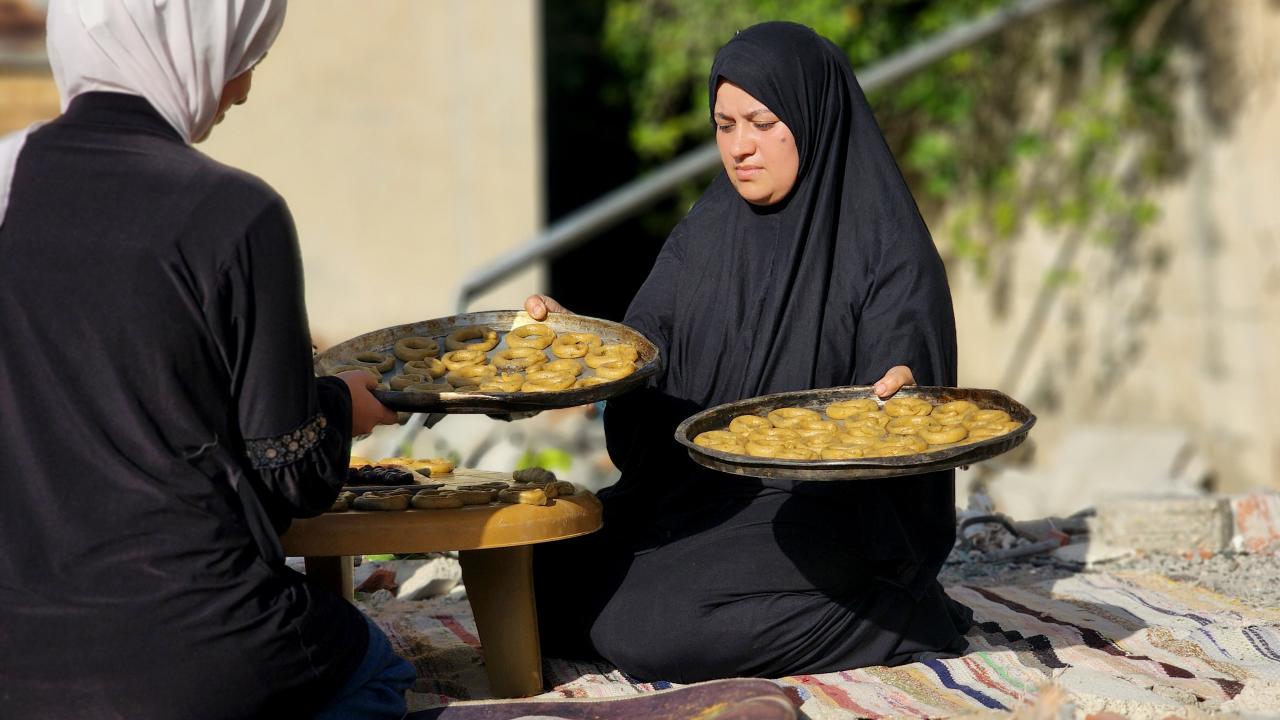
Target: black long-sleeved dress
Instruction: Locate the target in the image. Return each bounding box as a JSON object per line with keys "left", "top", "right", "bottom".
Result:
{"left": 0, "top": 93, "right": 367, "bottom": 719}
{"left": 534, "top": 23, "right": 973, "bottom": 683}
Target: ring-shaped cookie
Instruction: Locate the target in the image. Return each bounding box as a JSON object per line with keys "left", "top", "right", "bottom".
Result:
{"left": 393, "top": 336, "right": 440, "bottom": 362}
{"left": 728, "top": 415, "right": 772, "bottom": 435}
{"left": 445, "top": 325, "right": 500, "bottom": 352}
{"left": 825, "top": 398, "right": 879, "bottom": 419}
{"left": 403, "top": 358, "right": 446, "bottom": 378}
{"left": 593, "top": 360, "right": 635, "bottom": 380}
{"left": 550, "top": 332, "right": 601, "bottom": 359}
{"left": 446, "top": 364, "right": 496, "bottom": 387}
{"left": 919, "top": 424, "right": 969, "bottom": 445}
{"left": 351, "top": 351, "right": 395, "bottom": 373}
{"left": 883, "top": 397, "right": 933, "bottom": 417}
{"left": 492, "top": 347, "right": 544, "bottom": 372}
{"left": 583, "top": 343, "right": 639, "bottom": 369}
{"left": 507, "top": 323, "right": 556, "bottom": 350}
{"left": 767, "top": 407, "right": 822, "bottom": 428}
{"left": 520, "top": 370, "right": 575, "bottom": 392}
{"left": 441, "top": 349, "right": 487, "bottom": 371}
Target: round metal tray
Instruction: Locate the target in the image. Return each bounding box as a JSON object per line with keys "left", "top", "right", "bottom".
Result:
{"left": 674, "top": 385, "right": 1035, "bottom": 481}
{"left": 315, "top": 310, "right": 660, "bottom": 413}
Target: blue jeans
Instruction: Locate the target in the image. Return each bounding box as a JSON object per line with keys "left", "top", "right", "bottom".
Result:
{"left": 315, "top": 615, "right": 417, "bottom": 719}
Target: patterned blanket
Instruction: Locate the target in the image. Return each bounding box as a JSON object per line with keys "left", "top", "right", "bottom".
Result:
{"left": 366, "top": 572, "right": 1280, "bottom": 718}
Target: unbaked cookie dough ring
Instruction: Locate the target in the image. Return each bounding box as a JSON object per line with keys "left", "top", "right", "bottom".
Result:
{"left": 931, "top": 400, "right": 978, "bottom": 425}
{"left": 883, "top": 397, "right": 933, "bottom": 417}
{"left": 696, "top": 427, "right": 747, "bottom": 445}
{"left": 507, "top": 323, "right": 557, "bottom": 350}
{"left": 520, "top": 370, "right": 575, "bottom": 392}
{"left": 744, "top": 427, "right": 800, "bottom": 457}
{"left": 441, "top": 349, "right": 487, "bottom": 371}
{"left": 491, "top": 347, "right": 544, "bottom": 372}
{"left": 583, "top": 343, "right": 639, "bottom": 369}
{"left": 446, "top": 364, "right": 496, "bottom": 388}
{"left": 841, "top": 417, "right": 888, "bottom": 438}
{"left": 353, "top": 491, "right": 411, "bottom": 511}
{"left": 886, "top": 416, "right": 934, "bottom": 435}
{"left": 820, "top": 446, "right": 867, "bottom": 460}
{"left": 478, "top": 373, "right": 525, "bottom": 392}
{"left": 964, "top": 409, "right": 1012, "bottom": 429}
{"left": 330, "top": 364, "right": 382, "bottom": 380}
{"left": 772, "top": 446, "right": 818, "bottom": 460}
{"left": 729, "top": 415, "right": 772, "bottom": 435}
{"left": 445, "top": 325, "right": 500, "bottom": 352}
{"left": 919, "top": 424, "right": 969, "bottom": 445}
{"left": 878, "top": 434, "right": 929, "bottom": 453}
{"left": 389, "top": 373, "right": 427, "bottom": 391}
{"left": 411, "top": 491, "right": 464, "bottom": 510}
{"left": 403, "top": 358, "right": 446, "bottom": 379}
{"left": 550, "top": 332, "right": 601, "bottom": 359}
{"left": 349, "top": 352, "right": 395, "bottom": 374}
{"left": 864, "top": 444, "right": 917, "bottom": 458}
{"left": 592, "top": 360, "right": 636, "bottom": 380}
{"left": 965, "top": 421, "right": 1020, "bottom": 442}
{"left": 498, "top": 487, "right": 548, "bottom": 506}
{"left": 767, "top": 407, "right": 822, "bottom": 428}
{"left": 530, "top": 358, "right": 583, "bottom": 377}
{"left": 393, "top": 336, "right": 440, "bottom": 362}
{"left": 825, "top": 398, "right": 879, "bottom": 419}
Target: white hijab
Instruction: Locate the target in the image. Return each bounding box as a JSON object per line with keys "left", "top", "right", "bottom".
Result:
{"left": 0, "top": 0, "right": 287, "bottom": 226}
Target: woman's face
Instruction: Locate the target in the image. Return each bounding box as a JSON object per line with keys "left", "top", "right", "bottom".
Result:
{"left": 713, "top": 81, "right": 799, "bottom": 206}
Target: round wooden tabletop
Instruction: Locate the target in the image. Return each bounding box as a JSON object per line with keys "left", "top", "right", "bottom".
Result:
{"left": 281, "top": 490, "right": 602, "bottom": 557}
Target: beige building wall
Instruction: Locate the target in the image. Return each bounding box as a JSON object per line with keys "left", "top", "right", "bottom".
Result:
{"left": 951, "top": 0, "right": 1280, "bottom": 508}
{"left": 203, "top": 1, "right": 543, "bottom": 349}
{"left": 2, "top": 2, "right": 544, "bottom": 351}
{"left": 202, "top": 2, "right": 542, "bottom": 353}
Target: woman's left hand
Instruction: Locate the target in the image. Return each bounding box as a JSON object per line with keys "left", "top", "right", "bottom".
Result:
{"left": 873, "top": 365, "right": 915, "bottom": 398}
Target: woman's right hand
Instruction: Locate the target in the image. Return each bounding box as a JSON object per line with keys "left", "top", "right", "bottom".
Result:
{"left": 524, "top": 294, "right": 570, "bottom": 321}
{"left": 337, "top": 370, "right": 398, "bottom": 436}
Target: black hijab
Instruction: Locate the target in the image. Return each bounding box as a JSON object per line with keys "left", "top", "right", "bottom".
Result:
{"left": 607, "top": 21, "right": 958, "bottom": 594}
{"left": 626, "top": 21, "right": 956, "bottom": 403}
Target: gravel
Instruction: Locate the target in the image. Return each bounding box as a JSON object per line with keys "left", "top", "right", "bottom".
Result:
{"left": 941, "top": 545, "right": 1280, "bottom": 611}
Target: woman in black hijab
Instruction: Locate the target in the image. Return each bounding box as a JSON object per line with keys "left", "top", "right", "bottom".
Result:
{"left": 527, "top": 21, "right": 971, "bottom": 682}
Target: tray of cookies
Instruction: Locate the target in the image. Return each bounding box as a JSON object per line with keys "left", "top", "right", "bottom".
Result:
{"left": 674, "top": 385, "right": 1035, "bottom": 481}
{"left": 315, "top": 310, "right": 660, "bottom": 413}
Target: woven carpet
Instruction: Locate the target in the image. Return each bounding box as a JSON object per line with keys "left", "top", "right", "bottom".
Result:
{"left": 364, "top": 572, "right": 1280, "bottom": 718}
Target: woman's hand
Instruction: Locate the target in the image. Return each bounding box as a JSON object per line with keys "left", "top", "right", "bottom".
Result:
{"left": 337, "top": 370, "right": 397, "bottom": 436}
{"left": 523, "top": 294, "right": 570, "bottom": 321}
{"left": 873, "top": 365, "right": 915, "bottom": 399}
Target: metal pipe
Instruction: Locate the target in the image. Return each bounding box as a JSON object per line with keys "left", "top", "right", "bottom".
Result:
{"left": 454, "top": 0, "right": 1076, "bottom": 313}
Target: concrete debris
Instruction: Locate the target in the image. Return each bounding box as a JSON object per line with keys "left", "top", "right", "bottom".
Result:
{"left": 1093, "top": 494, "right": 1232, "bottom": 555}
{"left": 1230, "top": 490, "right": 1280, "bottom": 556}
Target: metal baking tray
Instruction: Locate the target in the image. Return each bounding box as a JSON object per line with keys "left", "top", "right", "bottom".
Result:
{"left": 315, "top": 310, "right": 660, "bottom": 413}
{"left": 674, "top": 385, "right": 1035, "bottom": 482}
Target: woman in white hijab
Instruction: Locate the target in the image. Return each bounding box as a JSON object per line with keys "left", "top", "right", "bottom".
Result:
{"left": 0, "top": 2, "right": 411, "bottom": 718}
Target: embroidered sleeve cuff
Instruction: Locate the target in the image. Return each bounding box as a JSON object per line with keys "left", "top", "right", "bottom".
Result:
{"left": 245, "top": 413, "right": 329, "bottom": 469}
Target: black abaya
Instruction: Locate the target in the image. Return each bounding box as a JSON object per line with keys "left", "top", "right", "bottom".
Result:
{"left": 536, "top": 22, "right": 971, "bottom": 682}
{"left": 0, "top": 93, "right": 367, "bottom": 719}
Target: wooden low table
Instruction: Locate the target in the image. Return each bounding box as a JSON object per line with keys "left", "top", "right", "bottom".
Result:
{"left": 281, "top": 470, "right": 603, "bottom": 698}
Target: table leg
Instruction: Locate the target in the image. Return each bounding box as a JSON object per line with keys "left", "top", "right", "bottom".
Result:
{"left": 459, "top": 545, "right": 543, "bottom": 698}
{"left": 304, "top": 556, "right": 354, "bottom": 602}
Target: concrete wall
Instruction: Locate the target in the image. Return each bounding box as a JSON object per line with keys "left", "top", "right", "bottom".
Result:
{"left": 952, "top": 0, "right": 1280, "bottom": 509}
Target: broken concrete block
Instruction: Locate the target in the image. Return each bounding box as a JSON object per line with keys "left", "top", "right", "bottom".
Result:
{"left": 396, "top": 555, "right": 462, "bottom": 601}
{"left": 1093, "top": 494, "right": 1231, "bottom": 554}
{"left": 1230, "top": 491, "right": 1280, "bottom": 555}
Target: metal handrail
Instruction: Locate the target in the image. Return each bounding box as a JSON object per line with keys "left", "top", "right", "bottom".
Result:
{"left": 454, "top": 0, "right": 1075, "bottom": 313}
